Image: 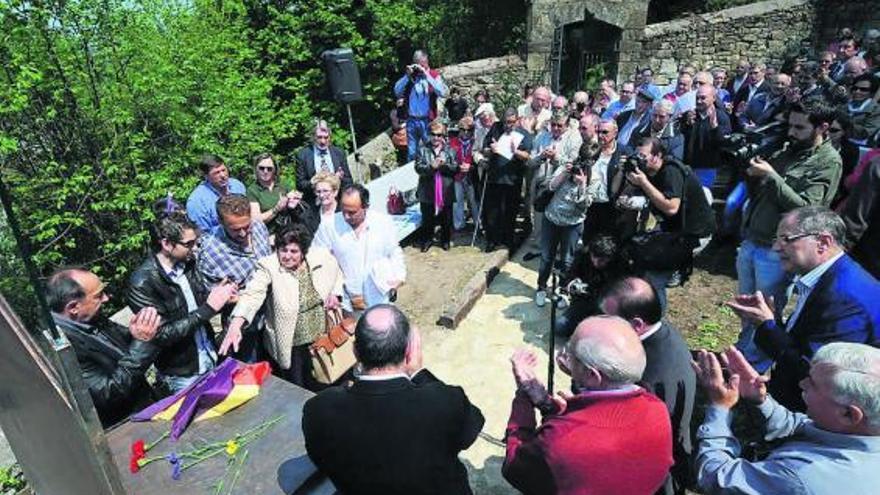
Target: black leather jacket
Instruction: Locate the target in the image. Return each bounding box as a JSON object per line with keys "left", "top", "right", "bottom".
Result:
{"left": 127, "top": 255, "right": 217, "bottom": 377}
{"left": 53, "top": 314, "right": 157, "bottom": 428}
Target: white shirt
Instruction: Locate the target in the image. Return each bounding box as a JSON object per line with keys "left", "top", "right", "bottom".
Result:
{"left": 590, "top": 146, "right": 616, "bottom": 203}
{"left": 786, "top": 252, "right": 845, "bottom": 330}
{"left": 313, "top": 210, "right": 407, "bottom": 310}
{"left": 639, "top": 322, "right": 663, "bottom": 341}
{"left": 167, "top": 264, "right": 216, "bottom": 374}
{"left": 312, "top": 146, "right": 335, "bottom": 174}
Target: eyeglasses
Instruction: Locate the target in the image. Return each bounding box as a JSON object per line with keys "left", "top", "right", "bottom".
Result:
{"left": 257, "top": 166, "right": 275, "bottom": 172}
{"left": 550, "top": 123, "right": 565, "bottom": 128}
{"left": 597, "top": 130, "right": 613, "bottom": 135}
{"left": 775, "top": 231, "right": 820, "bottom": 244}
{"left": 430, "top": 132, "right": 445, "bottom": 137}
{"left": 175, "top": 239, "right": 198, "bottom": 249}
{"left": 460, "top": 128, "right": 473, "bottom": 133}
{"left": 851, "top": 86, "right": 872, "bottom": 93}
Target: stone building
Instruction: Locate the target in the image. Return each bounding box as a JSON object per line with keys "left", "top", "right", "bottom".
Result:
{"left": 527, "top": 0, "right": 880, "bottom": 93}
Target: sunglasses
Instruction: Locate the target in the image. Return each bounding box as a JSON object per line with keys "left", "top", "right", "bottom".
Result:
{"left": 851, "top": 86, "right": 872, "bottom": 93}
{"left": 775, "top": 232, "right": 820, "bottom": 244}
{"left": 597, "top": 130, "right": 613, "bottom": 135}
{"left": 257, "top": 166, "right": 275, "bottom": 172}
{"left": 430, "top": 132, "right": 446, "bottom": 137}
{"left": 175, "top": 239, "right": 198, "bottom": 249}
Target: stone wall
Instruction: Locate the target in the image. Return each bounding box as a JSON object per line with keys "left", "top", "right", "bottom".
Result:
{"left": 351, "top": 55, "right": 528, "bottom": 180}
{"left": 637, "top": 0, "right": 816, "bottom": 84}
{"left": 814, "top": 0, "right": 880, "bottom": 48}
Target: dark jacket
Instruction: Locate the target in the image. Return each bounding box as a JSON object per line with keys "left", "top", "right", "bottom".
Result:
{"left": 128, "top": 255, "right": 218, "bottom": 377}
{"left": 627, "top": 123, "right": 685, "bottom": 162}
{"left": 756, "top": 254, "right": 880, "bottom": 411}
{"left": 482, "top": 122, "right": 530, "bottom": 186}
{"left": 680, "top": 109, "right": 732, "bottom": 170}
{"left": 294, "top": 144, "right": 353, "bottom": 206}
{"left": 641, "top": 321, "right": 697, "bottom": 495}
{"left": 303, "top": 369, "right": 484, "bottom": 495}
{"left": 54, "top": 314, "right": 157, "bottom": 427}
{"left": 732, "top": 79, "right": 769, "bottom": 111}
{"left": 415, "top": 144, "right": 459, "bottom": 204}
{"left": 842, "top": 155, "right": 880, "bottom": 278}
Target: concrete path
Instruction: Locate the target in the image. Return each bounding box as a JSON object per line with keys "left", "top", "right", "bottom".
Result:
{"left": 420, "top": 251, "right": 570, "bottom": 494}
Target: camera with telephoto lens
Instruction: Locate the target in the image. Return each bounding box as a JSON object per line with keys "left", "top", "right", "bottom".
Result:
{"left": 622, "top": 154, "right": 648, "bottom": 174}
{"left": 719, "top": 121, "right": 786, "bottom": 165}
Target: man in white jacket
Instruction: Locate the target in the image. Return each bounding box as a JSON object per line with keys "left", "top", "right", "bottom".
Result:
{"left": 313, "top": 184, "right": 406, "bottom": 315}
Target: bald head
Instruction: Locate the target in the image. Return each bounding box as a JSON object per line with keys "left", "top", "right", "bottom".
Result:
{"left": 695, "top": 84, "right": 716, "bottom": 112}
{"left": 569, "top": 315, "right": 646, "bottom": 388}
{"left": 354, "top": 304, "right": 411, "bottom": 370}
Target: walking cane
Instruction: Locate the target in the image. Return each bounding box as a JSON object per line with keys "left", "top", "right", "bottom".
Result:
{"left": 471, "top": 158, "right": 489, "bottom": 247}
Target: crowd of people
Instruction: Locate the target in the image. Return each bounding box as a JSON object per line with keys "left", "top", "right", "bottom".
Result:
{"left": 40, "top": 26, "right": 880, "bottom": 494}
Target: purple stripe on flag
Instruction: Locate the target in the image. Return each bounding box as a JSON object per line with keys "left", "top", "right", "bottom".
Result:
{"left": 131, "top": 359, "right": 240, "bottom": 440}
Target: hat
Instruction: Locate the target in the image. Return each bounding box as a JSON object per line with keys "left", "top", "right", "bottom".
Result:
{"left": 637, "top": 86, "right": 661, "bottom": 102}
{"left": 474, "top": 102, "right": 495, "bottom": 117}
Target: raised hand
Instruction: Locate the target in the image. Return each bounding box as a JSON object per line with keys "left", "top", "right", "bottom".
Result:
{"left": 726, "top": 290, "right": 775, "bottom": 325}
{"left": 692, "top": 349, "right": 740, "bottom": 410}
{"left": 721, "top": 346, "right": 768, "bottom": 404}
{"left": 130, "top": 306, "right": 161, "bottom": 342}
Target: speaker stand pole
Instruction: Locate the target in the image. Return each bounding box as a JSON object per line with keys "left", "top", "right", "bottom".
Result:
{"left": 346, "top": 103, "right": 361, "bottom": 181}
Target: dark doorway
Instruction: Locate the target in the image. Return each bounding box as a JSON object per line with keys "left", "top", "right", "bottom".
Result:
{"left": 558, "top": 13, "right": 621, "bottom": 95}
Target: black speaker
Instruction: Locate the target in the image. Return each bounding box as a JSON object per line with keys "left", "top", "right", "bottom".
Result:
{"left": 322, "top": 48, "right": 364, "bottom": 104}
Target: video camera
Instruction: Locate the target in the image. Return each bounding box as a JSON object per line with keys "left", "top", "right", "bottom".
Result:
{"left": 719, "top": 121, "right": 786, "bottom": 164}
{"left": 622, "top": 154, "right": 648, "bottom": 174}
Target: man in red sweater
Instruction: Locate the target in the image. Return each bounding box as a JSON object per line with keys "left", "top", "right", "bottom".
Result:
{"left": 502, "top": 315, "right": 673, "bottom": 494}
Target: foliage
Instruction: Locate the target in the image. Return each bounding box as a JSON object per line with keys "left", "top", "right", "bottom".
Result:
{"left": 0, "top": 464, "right": 26, "bottom": 493}
{"left": 582, "top": 63, "right": 607, "bottom": 95}
{"left": 0, "top": 0, "right": 525, "bottom": 322}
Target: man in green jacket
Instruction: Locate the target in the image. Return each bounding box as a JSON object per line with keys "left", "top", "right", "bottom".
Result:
{"left": 734, "top": 99, "right": 842, "bottom": 372}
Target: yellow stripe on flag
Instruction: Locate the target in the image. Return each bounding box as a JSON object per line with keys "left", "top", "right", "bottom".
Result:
{"left": 194, "top": 384, "right": 261, "bottom": 422}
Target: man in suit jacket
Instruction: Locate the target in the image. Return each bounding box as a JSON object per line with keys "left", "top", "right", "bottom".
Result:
{"left": 680, "top": 85, "right": 732, "bottom": 187}
{"left": 740, "top": 73, "right": 791, "bottom": 128}
{"left": 728, "top": 206, "right": 880, "bottom": 411}
{"left": 732, "top": 62, "right": 769, "bottom": 114}
{"left": 600, "top": 277, "right": 697, "bottom": 495}
{"left": 294, "top": 120, "right": 353, "bottom": 206}
{"left": 302, "top": 304, "right": 484, "bottom": 495}
{"left": 47, "top": 269, "right": 161, "bottom": 427}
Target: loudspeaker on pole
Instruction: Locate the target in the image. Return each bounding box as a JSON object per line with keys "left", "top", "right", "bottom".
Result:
{"left": 321, "top": 48, "right": 364, "bottom": 104}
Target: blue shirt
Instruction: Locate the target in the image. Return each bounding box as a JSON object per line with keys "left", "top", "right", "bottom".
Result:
{"left": 696, "top": 398, "right": 880, "bottom": 494}
{"left": 394, "top": 72, "right": 447, "bottom": 119}
{"left": 601, "top": 98, "right": 635, "bottom": 120}
{"left": 186, "top": 178, "right": 246, "bottom": 233}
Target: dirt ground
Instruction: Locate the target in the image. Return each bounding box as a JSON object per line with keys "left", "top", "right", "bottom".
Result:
{"left": 397, "top": 231, "right": 743, "bottom": 494}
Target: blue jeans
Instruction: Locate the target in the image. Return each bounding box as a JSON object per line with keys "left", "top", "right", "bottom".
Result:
{"left": 734, "top": 240, "right": 792, "bottom": 372}
{"left": 406, "top": 118, "right": 429, "bottom": 161}
{"left": 722, "top": 182, "right": 747, "bottom": 235}
{"left": 694, "top": 168, "right": 717, "bottom": 188}
{"left": 538, "top": 218, "right": 581, "bottom": 289}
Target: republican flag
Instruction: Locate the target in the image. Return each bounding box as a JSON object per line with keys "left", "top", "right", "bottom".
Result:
{"left": 131, "top": 359, "right": 271, "bottom": 440}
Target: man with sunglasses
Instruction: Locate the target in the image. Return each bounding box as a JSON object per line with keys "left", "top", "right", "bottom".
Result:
{"left": 728, "top": 206, "right": 880, "bottom": 412}
{"left": 128, "top": 211, "right": 239, "bottom": 392}
{"left": 843, "top": 73, "right": 880, "bottom": 146}
{"left": 734, "top": 100, "right": 842, "bottom": 375}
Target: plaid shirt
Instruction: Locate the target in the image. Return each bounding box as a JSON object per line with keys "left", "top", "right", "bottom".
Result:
{"left": 197, "top": 220, "right": 272, "bottom": 289}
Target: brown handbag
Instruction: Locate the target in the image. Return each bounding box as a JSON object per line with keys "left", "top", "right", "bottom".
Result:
{"left": 310, "top": 309, "right": 358, "bottom": 384}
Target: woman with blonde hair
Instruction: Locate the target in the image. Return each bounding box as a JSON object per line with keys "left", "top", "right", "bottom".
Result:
{"left": 310, "top": 170, "right": 342, "bottom": 224}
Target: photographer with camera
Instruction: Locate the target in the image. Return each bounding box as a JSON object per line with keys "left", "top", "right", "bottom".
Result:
{"left": 734, "top": 99, "right": 842, "bottom": 372}
{"left": 533, "top": 141, "right": 592, "bottom": 307}
{"left": 394, "top": 49, "right": 447, "bottom": 161}
{"left": 617, "top": 137, "right": 716, "bottom": 312}
{"left": 554, "top": 235, "right": 626, "bottom": 336}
